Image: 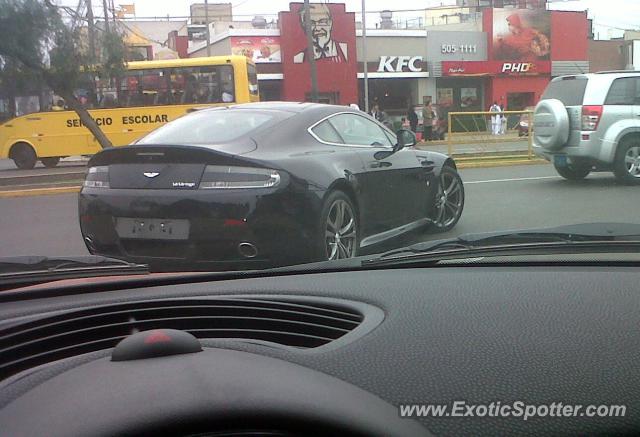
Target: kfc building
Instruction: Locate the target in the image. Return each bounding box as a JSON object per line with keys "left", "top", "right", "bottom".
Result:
{"left": 355, "top": 30, "right": 433, "bottom": 116}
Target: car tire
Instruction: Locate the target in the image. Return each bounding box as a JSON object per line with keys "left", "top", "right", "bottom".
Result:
{"left": 10, "top": 143, "right": 37, "bottom": 170}
{"left": 613, "top": 137, "right": 640, "bottom": 185}
{"left": 431, "top": 166, "right": 465, "bottom": 232}
{"left": 316, "top": 190, "right": 358, "bottom": 261}
{"left": 41, "top": 157, "right": 60, "bottom": 168}
{"left": 554, "top": 162, "right": 591, "bottom": 180}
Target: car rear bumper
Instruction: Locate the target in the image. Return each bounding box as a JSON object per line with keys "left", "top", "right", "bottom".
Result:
{"left": 78, "top": 186, "right": 324, "bottom": 269}
{"left": 533, "top": 135, "right": 615, "bottom": 167}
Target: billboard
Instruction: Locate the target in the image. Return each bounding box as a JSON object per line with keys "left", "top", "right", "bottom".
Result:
{"left": 493, "top": 9, "right": 551, "bottom": 61}
{"left": 231, "top": 36, "right": 281, "bottom": 63}
{"left": 278, "top": 3, "right": 357, "bottom": 105}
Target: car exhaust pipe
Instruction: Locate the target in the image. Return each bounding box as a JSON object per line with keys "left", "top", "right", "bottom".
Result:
{"left": 238, "top": 242, "right": 258, "bottom": 259}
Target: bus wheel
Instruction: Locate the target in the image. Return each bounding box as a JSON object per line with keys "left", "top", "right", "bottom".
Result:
{"left": 41, "top": 157, "right": 60, "bottom": 168}
{"left": 10, "top": 143, "right": 37, "bottom": 170}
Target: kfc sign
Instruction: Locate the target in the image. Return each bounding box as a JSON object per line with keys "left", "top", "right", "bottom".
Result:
{"left": 377, "top": 56, "right": 423, "bottom": 72}
{"left": 501, "top": 62, "right": 534, "bottom": 73}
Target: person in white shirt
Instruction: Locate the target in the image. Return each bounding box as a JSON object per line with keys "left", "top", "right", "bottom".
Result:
{"left": 489, "top": 102, "right": 502, "bottom": 135}
{"left": 500, "top": 104, "right": 507, "bottom": 135}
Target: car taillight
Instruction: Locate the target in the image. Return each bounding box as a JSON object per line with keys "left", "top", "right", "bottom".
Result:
{"left": 581, "top": 105, "right": 603, "bottom": 131}
{"left": 83, "top": 166, "right": 110, "bottom": 188}
{"left": 199, "top": 166, "right": 281, "bottom": 189}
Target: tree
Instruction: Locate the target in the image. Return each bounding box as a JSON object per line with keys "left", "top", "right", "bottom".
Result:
{"left": 0, "top": 0, "right": 125, "bottom": 149}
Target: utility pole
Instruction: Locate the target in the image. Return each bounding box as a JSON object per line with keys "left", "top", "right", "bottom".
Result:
{"left": 86, "top": 0, "right": 96, "bottom": 62}
{"left": 102, "top": 0, "right": 110, "bottom": 33}
{"left": 362, "top": 0, "right": 369, "bottom": 112}
{"left": 110, "top": 0, "right": 116, "bottom": 24}
{"left": 303, "top": 0, "right": 319, "bottom": 102}
{"left": 204, "top": 0, "right": 211, "bottom": 56}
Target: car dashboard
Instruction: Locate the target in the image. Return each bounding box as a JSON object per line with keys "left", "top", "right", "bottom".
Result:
{"left": 0, "top": 266, "right": 638, "bottom": 436}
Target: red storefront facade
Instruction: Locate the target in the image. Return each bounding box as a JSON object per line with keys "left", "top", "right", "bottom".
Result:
{"left": 438, "top": 8, "right": 589, "bottom": 110}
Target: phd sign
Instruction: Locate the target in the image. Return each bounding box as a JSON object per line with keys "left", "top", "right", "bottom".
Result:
{"left": 377, "top": 56, "right": 423, "bottom": 72}
{"left": 441, "top": 61, "right": 552, "bottom": 76}
{"left": 501, "top": 62, "right": 534, "bottom": 73}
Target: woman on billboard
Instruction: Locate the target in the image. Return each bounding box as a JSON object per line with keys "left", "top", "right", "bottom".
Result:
{"left": 496, "top": 13, "right": 550, "bottom": 62}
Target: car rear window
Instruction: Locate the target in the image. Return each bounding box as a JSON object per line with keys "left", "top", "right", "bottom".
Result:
{"left": 138, "top": 110, "right": 274, "bottom": 145}
{"left": 541, "top": 77, "right": 588, "bottom": 106}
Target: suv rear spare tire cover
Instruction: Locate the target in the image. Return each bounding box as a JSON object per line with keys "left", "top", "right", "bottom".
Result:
{"left": 533, "top": 98, "right": 570, "bottom": 151}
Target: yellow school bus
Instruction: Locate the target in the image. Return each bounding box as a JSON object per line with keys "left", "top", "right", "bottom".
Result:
{"left": 0, "top": 56, "right": 259, "bottom": 169}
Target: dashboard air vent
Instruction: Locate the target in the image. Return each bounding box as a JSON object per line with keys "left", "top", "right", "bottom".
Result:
{"left": 0, "top": 297, "right": 369, "bottom": 380}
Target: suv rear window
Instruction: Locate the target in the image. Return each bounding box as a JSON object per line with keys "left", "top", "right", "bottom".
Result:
{"left": 541, "top": 77, "right": 588, "bottom": 106}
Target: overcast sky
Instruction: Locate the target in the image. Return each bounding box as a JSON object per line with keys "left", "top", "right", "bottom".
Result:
{"left": 75, "top": 0, "right": 640, "bottom": 39}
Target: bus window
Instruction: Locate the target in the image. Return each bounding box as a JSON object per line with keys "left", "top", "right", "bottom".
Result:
{"left": 248, "top": 63, "right": 259, "bottom": 97}
{"left": 15, "top": 96, "right": 40, "bottom": 116}
{"left": 0, "top": 98, "right": 11, "bottom": 122}
{"left": 176, "top": 65, "right": 234, "bottom": 104}
{"left": 119, "top": 69, "right": 170, "bottom": 107}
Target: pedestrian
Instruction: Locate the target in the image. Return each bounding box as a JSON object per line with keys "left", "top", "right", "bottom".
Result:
{"left": 407, "top": 103, "right": 418, "bottom": 133}
{"left": 51, "top": 98, "right": 65, "bottom": 111}
{"left": 401, "top": 117, "right": 410, "bottom": 129}
{"left": 370, "top": 103, "right": 382, "bottom": 122}
{"left": 422, "top": 100, "right": 434, "bottom": 141}
{"left": 490, "top": 101, "right": 502, "bottom": 135}
{"left": 500, "top": 104, "right": 507, "bottom": 135}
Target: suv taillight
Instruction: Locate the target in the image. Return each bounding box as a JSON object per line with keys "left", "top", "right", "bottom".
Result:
{"left": 581, "top": 105, "right": 603, "bottom": 131}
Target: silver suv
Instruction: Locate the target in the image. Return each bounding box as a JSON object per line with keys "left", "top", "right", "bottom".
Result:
{"left": 533, "top": 71, "right": 640, "bottom": 185}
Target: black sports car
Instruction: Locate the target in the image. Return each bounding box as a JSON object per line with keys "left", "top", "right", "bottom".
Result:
{"left": 79, "top": 102, "right": 464, "bottom": 269}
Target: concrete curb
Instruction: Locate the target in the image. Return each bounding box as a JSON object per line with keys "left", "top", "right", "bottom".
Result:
{"left": 0, "top": 186, "right": 81, "bottom": 198}
{"left": 457, "top": 159, "right": 547, "bottom": 169}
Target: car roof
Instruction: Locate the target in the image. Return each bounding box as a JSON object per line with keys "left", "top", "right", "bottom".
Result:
{"left": 199, "top": 101, "right": 357, "bottom": 114}
{"left": 551, "top": 72, "right": 640, "bottom": 83}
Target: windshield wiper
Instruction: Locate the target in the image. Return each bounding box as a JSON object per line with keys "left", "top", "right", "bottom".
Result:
{"left": 0, "top": 256, "right": 148, "bottom": 290}
{"left": 364, "top": 223, "right": 640, "bottom": 267}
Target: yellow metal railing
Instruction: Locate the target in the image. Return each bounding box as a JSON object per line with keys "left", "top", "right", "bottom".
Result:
{"left": 445, "top": 110, "right": 534, "bottom": 159}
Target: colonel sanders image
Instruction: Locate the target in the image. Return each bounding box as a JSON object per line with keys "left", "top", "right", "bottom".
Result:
{"left": 293, "top": 3, "right": 348, "bottom": 63}
{"left": 495, "top": 13, "right": 550, "bottom": 61}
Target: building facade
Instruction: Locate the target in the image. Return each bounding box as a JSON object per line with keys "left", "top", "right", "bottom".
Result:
{"left": 188, "top": 3, "right": 589, "bottom": 116}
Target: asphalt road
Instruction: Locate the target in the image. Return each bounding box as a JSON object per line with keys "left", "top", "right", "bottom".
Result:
{"left": 1, "top": 163, "right": 639, "bottom": 262}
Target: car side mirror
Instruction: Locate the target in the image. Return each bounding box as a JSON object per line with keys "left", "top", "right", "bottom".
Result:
{"left": 394, "top": 129, "right": 417, "bottom": 151}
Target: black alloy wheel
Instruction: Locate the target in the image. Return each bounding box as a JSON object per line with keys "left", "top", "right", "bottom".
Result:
{"left": 432, "top": 166, "right": 465, "bottom": 232}
{"left": 319, "top": 191, "right": 358, "bottom": 261}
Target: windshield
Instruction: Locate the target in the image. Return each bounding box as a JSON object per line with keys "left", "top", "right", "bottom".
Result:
{"left": 1, "top": 0, "right": 640, "bottom": 281}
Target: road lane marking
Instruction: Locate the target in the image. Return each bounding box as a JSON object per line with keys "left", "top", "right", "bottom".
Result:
{"left": 464, "top": 176, "right": 560, "bottom": 184}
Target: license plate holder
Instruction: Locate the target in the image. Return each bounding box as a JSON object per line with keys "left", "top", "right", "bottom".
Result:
{"left": 115, "top": 218, "right": 190, "bottom": 240}
{"left": 553, "top": 155, "right": 568, "bottom": 167}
